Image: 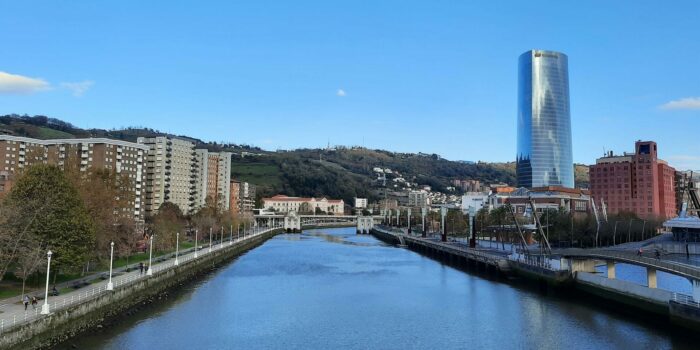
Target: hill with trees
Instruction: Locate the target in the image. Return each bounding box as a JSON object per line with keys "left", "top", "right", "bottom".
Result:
{"left": 0, "top": 114, "right": 590, "bottom": 204}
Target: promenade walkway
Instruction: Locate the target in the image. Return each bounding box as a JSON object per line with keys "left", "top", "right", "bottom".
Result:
{"left": 0, "top": 226, "right": 280, "bottom": 337}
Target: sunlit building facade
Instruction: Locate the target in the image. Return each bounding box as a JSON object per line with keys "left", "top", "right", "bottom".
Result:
{"left": 517, "top": 50, "right": 574, "bottom": 189}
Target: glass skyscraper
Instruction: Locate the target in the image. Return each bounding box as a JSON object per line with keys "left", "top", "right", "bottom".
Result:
{"left": 516, "top": 50, "right": 574, "bottom": 188}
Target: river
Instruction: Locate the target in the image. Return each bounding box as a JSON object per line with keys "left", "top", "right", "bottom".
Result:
{"left": 62, "top": 227, "right": 696, "bottom": 349}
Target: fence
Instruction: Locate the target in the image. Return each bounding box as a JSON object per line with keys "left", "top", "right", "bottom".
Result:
{"left": 0, "top": 226, "right": 280, "bottom": 337}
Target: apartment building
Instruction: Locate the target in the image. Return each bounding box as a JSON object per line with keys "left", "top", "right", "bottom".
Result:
{"left": 0, "top": 135, "right": 147, "bottom": 220}
{"left": 193, "top": 149, "right": 232, "bottom": 210}
{"left": 408, "top": 190, "right": 429, "bottom": 207}
{"left": 138, "top": 136, "right": 196, "bottom": 215}
{"left": 0, "top": 136, "right": 48, "bottom": 194}
{"left": 589, "top": 141, "right": 676, "bottom": 219}
{"left": 240, "top": 181, "right": 256, "bottom": 213}
{"left": 230, "top": 180, "right": 241, "bottom": 215}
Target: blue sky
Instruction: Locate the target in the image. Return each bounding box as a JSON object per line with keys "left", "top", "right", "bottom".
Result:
{"left": 1, "top": 1, "right": 699, "bottom": 169}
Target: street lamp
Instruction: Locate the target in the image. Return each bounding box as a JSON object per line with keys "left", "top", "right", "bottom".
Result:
{"left": 174, "top": 232, "right": 180, "bottom": 266}
{"left": 41, "top": 250, "right": 52, "bottom": 315}
{"left": 230, "top": 225, "right": 233, "bottom": 246}
{"left": 107, "top": 242, "right": 115, "bottom": 290}
{"left": 194, "top": 229, "right": 199, "bottom": 258}
{"left": 237, "top": 225, "right": 240, "bottom": 241}
{"left": 627, "top": 219, "right": 633, "bottom": 243}
{"left": 146, "top": 234, "right": 154, "bottom": 276}
{"left": 209, "top": 227, "right": 213, "bottom": 253}
{"left": 220, "top": 227, "right": 224, "bottom": 248}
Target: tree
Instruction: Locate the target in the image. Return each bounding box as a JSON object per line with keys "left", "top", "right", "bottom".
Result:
{"left": 299, "top": 202, "right": 312, "bottom": 215}
{"left": 4, "top": 165, "right": 95, "bottom": 274}
{"left": 0, "top": 198, "right": 45, "bottom": 282}
{"left": 149, "top": 202, "right": 186, "bottom": 251}
{"left": 67, "top": 168, "right": 136, "bottom": 261}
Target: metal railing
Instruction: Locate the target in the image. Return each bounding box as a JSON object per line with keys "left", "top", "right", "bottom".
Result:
{"left": 561, "top": 249, "right": 700, "bottom": 280}
{"left": 0, "top": 226, "right": 280, "bottom": 337}
{"left": 672, "top": 293, "right": 700, "bottom": 308}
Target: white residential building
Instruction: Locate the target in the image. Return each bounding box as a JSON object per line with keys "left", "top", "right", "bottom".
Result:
{"left": 138, "top": 136, "right": 196, "bottom": 215}
{"left": 354, "top": 197, "right": 368, "bottom": 208}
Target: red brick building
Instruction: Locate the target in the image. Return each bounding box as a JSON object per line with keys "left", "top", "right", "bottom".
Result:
{"left": 589, "top": 141, "right": 676, "bottom": 219}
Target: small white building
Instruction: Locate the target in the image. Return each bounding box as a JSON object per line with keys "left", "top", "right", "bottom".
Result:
{"left": 354, "top": 197, "right": 368, "bottom": 208}
{"left": 461, "top": 192, "right": 490, "bottom": 213}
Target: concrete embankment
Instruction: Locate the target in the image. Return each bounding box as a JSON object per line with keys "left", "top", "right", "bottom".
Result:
{"left": 1, "top": 229, "right": 281, "bottom": 350}
{"left": 371, "top": 227, "right": 700, "bottom": 330}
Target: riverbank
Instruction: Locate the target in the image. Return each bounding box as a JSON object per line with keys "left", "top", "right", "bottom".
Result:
{"left": 370, "top": 226, "right": 700, "bottom": 331}
{"left": 59, "top": 227, "right": 700, "bottom": 349}
{"left": 0, "top": 228, "right": 282, "bottom": 350}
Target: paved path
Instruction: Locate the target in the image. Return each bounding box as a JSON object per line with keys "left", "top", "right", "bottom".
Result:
{"left": 0, "top": 227, "right": 278, "bottom": 335}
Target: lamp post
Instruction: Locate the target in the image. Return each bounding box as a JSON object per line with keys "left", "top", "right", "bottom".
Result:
{"left": 440, "top": 206, "right": 447, "bottom": 242}
{"left": 421, "top": 207, "right": 427, "bottom": 238}
{"left": 237, "top": 225, "right": 240, "bottom": 241}
{"left": 107, "top": 242, "right": 115, "bottom": 290}
{"left": 194, "top": 229, "right": 199, "bottom": 258}
{"left": 209, "top": 227, "right": 213, "bottom": 253}
{"left": 230, "top": 225, "right": 233, "bottom": 246}
{"left": 627, "top": 219, "right": 633, "bottom": 243}
{"left": 40, "top": 250, "right": 52, "bottom": 315}
{"left": 220, "top": 227, "right": 224, "bottom": 248}
{"left": 641, "top": 220, "right": 647, "bottom": 241}
{"left": 146, "top": 235, "right": 154, "bottom": 276}
{"left": 407, "top": 209, "right": 412, "bottom": 234}
{"left": 174, "top": 232, "right": 180, "bottom": 266}
{"left": 613, "top": 221, "right": 619, "bottom": 245}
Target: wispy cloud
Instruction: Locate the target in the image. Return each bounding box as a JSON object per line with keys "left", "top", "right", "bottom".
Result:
{"left": 0, "top": 71, "right": 50, "bottom": 94}
{"left": 659, "top": 97, "right": 700, "bottom": 110}
{"left": 60, "top": 80, "right": 94, "bottom": 97}
{"left": 666, "top": 155, "right": 700, "bottom": 171}
{"left": 336, "top": 89, "right": 346, "bottom": 97}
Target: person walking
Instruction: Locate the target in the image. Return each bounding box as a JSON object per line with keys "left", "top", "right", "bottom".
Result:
{"left": 31, "top": 296, "right": 38, "bottom": 310}
{"left": 23, "top": 295, "right": 29, "bottom": 311}
{"left": 655, "top": 249, "right": 661, "bottom": 260}
{"left": 139, "top": 262, "right": 144, "bottom": 275}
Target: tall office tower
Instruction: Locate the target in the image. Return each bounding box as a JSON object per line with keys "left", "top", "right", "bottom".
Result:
{"left": 516, "top": 50, "right": 574, "bottom": 188}
{"left": 193, "top": 149, "right": 232, "bottom": 210}
{"left": 138, "top": 136, "right": 197, "bottom": 215}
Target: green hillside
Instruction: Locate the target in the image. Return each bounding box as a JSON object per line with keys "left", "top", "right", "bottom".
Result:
{"left": 1, "top": 114, "right": 590, "bottom": 204}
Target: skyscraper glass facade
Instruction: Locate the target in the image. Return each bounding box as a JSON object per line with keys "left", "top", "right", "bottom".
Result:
{"left": 517, "top": 50, "right": 574, "bottom": 188}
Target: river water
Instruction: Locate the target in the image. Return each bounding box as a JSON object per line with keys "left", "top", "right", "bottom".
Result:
{"left": 64, "top": 227, "right": 696, "bottom": 349}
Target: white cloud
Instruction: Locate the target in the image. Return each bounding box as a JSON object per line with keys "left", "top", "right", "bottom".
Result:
{"left": 336, "top": 89, "right": 346, "bottom": 97}
{"left": 0, "top": 71, "right": 50, "bottom": 94}
{"left": 666, "top": 155, "right": 700, "bottom": 171}
{"left": 60, "top": 80, "right": 94, "bottom": 97}
{"left": 659, "top": 97, "right": 700, "bottom": 110}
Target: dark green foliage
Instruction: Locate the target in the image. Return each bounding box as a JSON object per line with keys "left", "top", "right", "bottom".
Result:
{"left": 5, "top": 165, "right": 95, "bottom": 272}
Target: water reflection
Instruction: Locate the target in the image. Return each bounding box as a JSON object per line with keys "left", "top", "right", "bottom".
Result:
{"left": 64, "top": 227, "right": 696, "bottom": 350}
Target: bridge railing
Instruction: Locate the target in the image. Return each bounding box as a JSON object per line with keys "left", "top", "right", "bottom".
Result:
{"left": 562, "top": 249, "right": 700, "bottom": 280}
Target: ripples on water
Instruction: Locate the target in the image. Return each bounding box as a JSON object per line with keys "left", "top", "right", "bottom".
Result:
{"left": 63, "top": 228, "right": 696, "bottom": 350}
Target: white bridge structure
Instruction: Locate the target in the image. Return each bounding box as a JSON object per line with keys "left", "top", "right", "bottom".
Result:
{"left": 254, "top": 212, "right": 382, "bottom": 234}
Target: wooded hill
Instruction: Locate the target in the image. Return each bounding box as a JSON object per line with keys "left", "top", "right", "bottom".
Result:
{"left": 1, "top": 114, "right": 590, "bottom": 204}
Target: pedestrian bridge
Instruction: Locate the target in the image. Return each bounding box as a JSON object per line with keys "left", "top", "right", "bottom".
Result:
{"left": 254, "top": 212, "right": 382, "bottom": 233}
{"left": 558, "top": 248, "right": 700, "bottom": 301}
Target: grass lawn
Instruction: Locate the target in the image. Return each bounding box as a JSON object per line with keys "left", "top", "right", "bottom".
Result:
{"left": 1, "top": 241, "right": 196, "bottom": 301}
{"left": 230, "top": 161, "right": 282, "bottom": 187}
